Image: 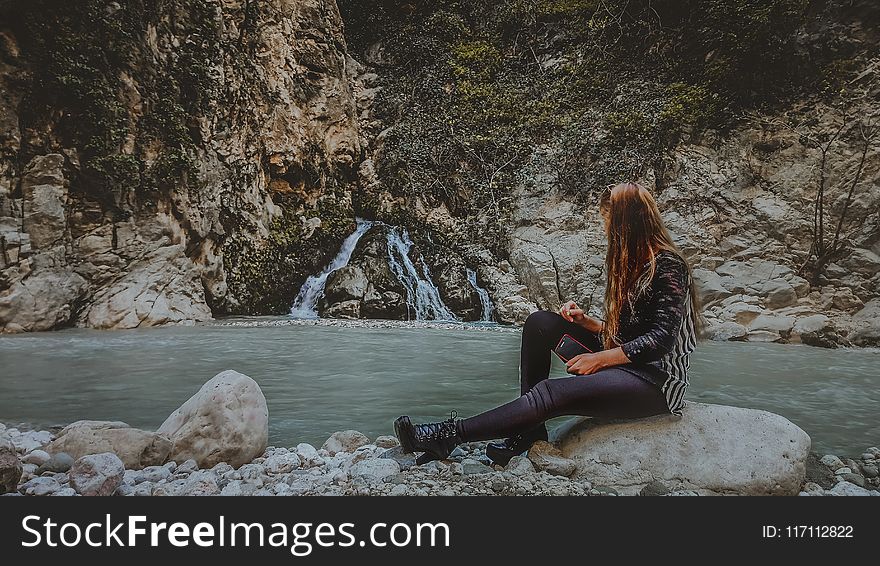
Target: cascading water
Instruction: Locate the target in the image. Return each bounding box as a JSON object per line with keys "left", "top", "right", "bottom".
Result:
{"left": 466, "top": 268, "right": 495, "bottom": 322}
{"left": 385, "top": 227, "right": 458, "bottom": 321}
{"left": 289, "top": 218, "right": 376, "bottom": 318}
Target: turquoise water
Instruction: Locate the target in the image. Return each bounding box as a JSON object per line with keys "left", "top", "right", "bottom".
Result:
{"left": 0, "top": 320, "right": 877, "bottom": 455}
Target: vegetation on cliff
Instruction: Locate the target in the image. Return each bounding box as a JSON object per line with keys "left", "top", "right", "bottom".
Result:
{"left": 339, "top": 0, "right": 872, "bottom": 252}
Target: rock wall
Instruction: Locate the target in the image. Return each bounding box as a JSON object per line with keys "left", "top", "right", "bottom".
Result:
{"left": 0, "top": 0, "right": 361, "bottom": 332}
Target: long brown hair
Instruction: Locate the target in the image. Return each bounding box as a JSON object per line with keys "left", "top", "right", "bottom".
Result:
{"left": 599, "top": 182, "right": 705, "bottom": 350}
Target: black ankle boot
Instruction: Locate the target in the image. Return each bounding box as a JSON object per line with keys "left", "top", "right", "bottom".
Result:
{"left": 485, "top": 424, "right": 549, "bottom": 466}
{"left": 394, "top": 412, "right": 462, "bottom": 465}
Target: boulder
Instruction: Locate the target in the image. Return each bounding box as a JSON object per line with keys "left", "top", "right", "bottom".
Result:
{"left": 69, "top": 453, "right": 125, "bottom": 496}
{"left": 849, "top": 299, "right": 880, "bottom": 347}
{"left": 157, "top": 370, "right": 269, "bottom": 468}
{"left": 556, "top": 401, "right": 811, "bottom": 495}
{"left": 0, "top": 434, "right": 22, "bottom": 494}
{"left": 45, "top": 421, "right": 172, "bottom": 470}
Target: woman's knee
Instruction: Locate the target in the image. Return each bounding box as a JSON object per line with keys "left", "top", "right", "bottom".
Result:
{"left": 524, "top": 310, "right": 563, "bottom": 335}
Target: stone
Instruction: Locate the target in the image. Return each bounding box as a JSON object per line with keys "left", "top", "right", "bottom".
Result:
{"left": 557, "top": 402, "right": 811, "bottom": 495}
{"left": 183, "top": 470, "right": 220, "bottom": 496}
{"left": 295, "top": 443, "right": 324, "bottom": 468}
{"left": 21, "top": 154, "right": 67, "bottom": 249}
{"left": 349, "top": 458, "right": 400, "bottom": 482}
{"left": 819, "top": 454, "right": 844, "bottom": 470}
{"left": 69, "top": 453, "right": 125, "bottom": 496}
{"left": 849, "top": 299, "right": 880, "bottom": 347}
{"left": 264, "top": 452, "right": 301, "bottom": 474}
{"left": 639, "top": 480, "right": 670, "bottom": 496}
{"left": 22, "top": 476, "right": 62, "bottom": 496}
{"left": 157, "top": 370, "right": 269, "bottom": 468}
{"left": 827, "top": 481, "right": 879, "bottom": 497}
{"left": 527, "top": 441, "right": 577, "bottom": 477}
{"left": 45, "top": 421, "right": 172, "bottom": 470}
{"left": 748, "top": 314, "right": 795, "bottom": 334}
{"left": 374, "top": 435, "right": 400, "bottom": 449}
{"left": 321, "top": 430, "right": 370, "bottom": 455}
{"left": 707, "top": 320, "right": 748, "bottom": 341}
{"left": 461, "top": 460, "right": 494, "bottom": 475}
{"left": 692, "top": 268, "right": 733, "bottom": 306}
{"left": 840, "top": 473, "right": 866, "bottom": 487}
{"left": 22, "top": 449, "right": 51, "bottom": 466}
{"left": 504, "top": 455, "right": 536, "bottom": 476}
{"left": 0, "top": 434, "right": 22, "bottom": 494}
{"left": 380, "top": 446, "right": 417, "bottom": 471}
{"left": 38, "top": 452, "right": 74, "bottom": 474}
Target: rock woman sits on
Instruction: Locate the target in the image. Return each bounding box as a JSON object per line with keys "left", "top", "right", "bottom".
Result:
{"left": 394, "top": 182, "right": 705, "bottom": 466}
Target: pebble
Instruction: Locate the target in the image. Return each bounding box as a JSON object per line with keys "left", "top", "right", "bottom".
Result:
{"left": 38, "top": 452, "right": 74, "bottom": 474}
{"left": 820, "top": 454, "right": 845, "bottom": 470}
{"left": 22, "top": 450, "right": 51, "bottom": 466}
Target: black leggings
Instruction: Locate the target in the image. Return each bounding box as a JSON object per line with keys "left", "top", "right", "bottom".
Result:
{"left": 456, "top": 310, "right": 670, "bottom": 442}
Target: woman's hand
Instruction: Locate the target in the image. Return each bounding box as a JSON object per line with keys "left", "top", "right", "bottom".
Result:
{"left": 560, "top": 300, "right": 604, "bottom": 334}
{"left": 565, "top": 352, "right": 607, "bottom": 376}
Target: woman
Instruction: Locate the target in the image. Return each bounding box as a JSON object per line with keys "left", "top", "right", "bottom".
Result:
{"left": 394, "top": 182, "right": 705, "bottom": 466}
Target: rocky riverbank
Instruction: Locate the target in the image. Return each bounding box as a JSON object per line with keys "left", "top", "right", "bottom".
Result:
{"left": 1, "top": 370, "right": 877, "bottom": 497}
{"left": 2, "top": 421, "right": 878, "bottom": 498}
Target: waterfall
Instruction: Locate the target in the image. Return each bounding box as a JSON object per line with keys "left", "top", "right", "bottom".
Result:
{"left": 466, "top": 268, "right": 495, "bottom": 322}
{"left": 385, "top": 226, "right": 458, "bottom": 321}
{"left": 289, "top": 218, "right": 376, "bottom": 319}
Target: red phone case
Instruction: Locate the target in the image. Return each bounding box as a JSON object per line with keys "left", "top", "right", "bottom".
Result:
{"left": 553, "top": 333, "right": 593, "bottom": 362}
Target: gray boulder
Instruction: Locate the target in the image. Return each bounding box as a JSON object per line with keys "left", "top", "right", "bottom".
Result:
{"left": 70, "top": 453, "right": 125, "bottom": 496}
{"left": 45, "top": 421, "right": 172, "bottom": 470}
{"left": 557, "top": 401, "right": 811, "bottom": 495}
{"left": 157, "top": 370, "right": 269, "bottom": 468}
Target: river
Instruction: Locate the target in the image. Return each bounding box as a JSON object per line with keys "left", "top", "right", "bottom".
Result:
{"left": 0, "top": 319, "right": 877, "bottom": 456}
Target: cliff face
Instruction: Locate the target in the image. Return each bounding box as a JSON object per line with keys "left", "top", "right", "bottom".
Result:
{"left": 0, "top": 0, "right": 361, "bottom": 331}
{"left": 2, "top": 0, "right": 879, "bottom": 349}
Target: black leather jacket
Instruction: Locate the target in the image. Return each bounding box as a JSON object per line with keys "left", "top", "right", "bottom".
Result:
{"left": 612, "top": 250, "right": 690, "bottom": 384}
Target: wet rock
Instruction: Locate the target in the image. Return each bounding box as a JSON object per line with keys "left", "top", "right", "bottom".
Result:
{"left": 158, "top": 370, "right": 269, "bottom": 468}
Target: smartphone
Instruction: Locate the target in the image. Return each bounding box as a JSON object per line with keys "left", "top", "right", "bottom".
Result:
{"left": 553, "top": 334, "right": 593, "bottom": 363}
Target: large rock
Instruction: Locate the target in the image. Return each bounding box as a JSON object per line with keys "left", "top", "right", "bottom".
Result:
{"left": 556, "top": 402, "right": 810, "bottom": 495}
{"left": 21, "top": 154, "right": 67, "bottom": 249}
{"left": 44, "top": 421, "right": 172, "bottom": 470}
{"left": 157, "top": 371, "right": 269, "bottom": 468}
{"left": 69, "top": 453, "right": 125, "bottom": 496}
{"left": 849, "top": 299, "right": 880, "bottom": 347}
{"left": 0, "top": 434, "right": 22, "bottom": 494}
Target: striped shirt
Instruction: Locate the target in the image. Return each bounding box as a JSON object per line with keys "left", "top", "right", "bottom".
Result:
{"left": 615, "top": 251, "right": 696, "bottom": 416}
